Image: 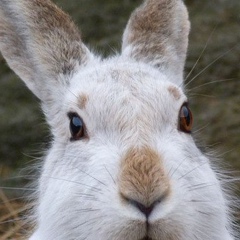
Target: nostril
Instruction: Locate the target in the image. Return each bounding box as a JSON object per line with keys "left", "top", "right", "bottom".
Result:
{"left": 128, "top": 199, "right": 155, "bottom": 218}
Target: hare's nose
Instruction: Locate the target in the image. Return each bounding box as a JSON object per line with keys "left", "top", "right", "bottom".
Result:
{"left": 128, "top": 199, "right": 157, "bottom": 218}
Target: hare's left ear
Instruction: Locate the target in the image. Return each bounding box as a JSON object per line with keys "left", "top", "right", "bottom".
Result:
{"left": 122, "top": 0, "right": 190, "bottom": 86}
{"left": 0, "top": 0, "right": 94, "bottom": 102}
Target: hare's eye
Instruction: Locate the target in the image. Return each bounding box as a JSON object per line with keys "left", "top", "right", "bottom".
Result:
{"left": 179, "top": 103, "right": 193, "bottom": 133}
{"left": 68, "top": 113, "right": 85, "bottom": 140}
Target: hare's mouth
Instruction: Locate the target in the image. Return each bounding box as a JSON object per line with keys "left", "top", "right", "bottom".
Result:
{"left": 141, "top": 237, "right": 152, "bottom": 240}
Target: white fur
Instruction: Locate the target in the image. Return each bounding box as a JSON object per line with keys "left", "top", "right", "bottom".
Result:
{"left": 0, "top": 0, "right": 237, "bottom": 239}
{"left": 28, "top": 59, "right": 235, "bottom": 240}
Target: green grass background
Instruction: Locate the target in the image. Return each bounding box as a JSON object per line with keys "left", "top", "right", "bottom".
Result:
{"left": 0, "top": 0, "right": 239, "bottom": 201}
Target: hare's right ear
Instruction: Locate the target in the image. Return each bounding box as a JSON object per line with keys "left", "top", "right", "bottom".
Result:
{"left": 0, "top": 0, "right": 94, "bottom": 101}
{"left": 122, "top": 0, "right": 190, "bottom": 86}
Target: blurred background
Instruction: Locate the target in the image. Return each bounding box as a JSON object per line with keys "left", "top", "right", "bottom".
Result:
{"left": 0, "top": 0, "right": 239, "bottom": 238}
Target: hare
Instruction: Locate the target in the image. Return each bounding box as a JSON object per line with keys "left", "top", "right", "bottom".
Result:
{"left": 0, "top": 0, "right": 237, "bottom": 239}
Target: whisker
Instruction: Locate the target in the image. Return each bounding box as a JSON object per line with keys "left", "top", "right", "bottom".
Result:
{"left": 76, "top": 208, "right": 101, "bottom": 214}
{"left": 47, "top": 176, "right": 101, "bottom": 192}
{"left": 1, "top": 175, "right": 36, "bottom": 181}
{"left": 74, "top": 192, "right": 97, "bottom": 198}
{"left": 189, "top": 78, "right": 237, "bottom": 91}
{"left": 178, "top": 161, "right": 209, "bottom": 181}
{"left": 0, "top": 216, "right": 28, "bottom": 226}
{"left": 75, "top": 214, "right": 105, "bottom": 228}
{"left": 104, "top": 165, "right": 116, "bottom": 185}
{"left": 76, "top": 169, "right": 107, "bottom": 187}
{"left": 188, "top": 199, "right": 213, "bottom": 203}
{"left": 188, "top": 93, "right": 216, "bottom": 98}
{"left": 0, "top": 187, "right": 37, "bottom": 192}
{"left": 193, "top": 233, "right": 201, "bottom": 240}
{"left": 0, "top": 195, "right": 28, "bottom": 203}
{"left": 0, "top": 206, "right": 29, "bottom": 224}
{"left": 184, "top": 23, "right": 219, "bottom": 82}
{"left": 66, "top": 87, "right": 79, "bottom": 99}
{"left": 197, "top": 210, "right": 212, "bottom": 216}
{"left": 107, "top": 44, "right": 118, "bottom": 55}
{"left": 214, "top": 149, "right": 236, "bottom": 158}
{"left": 193, "top": 123, "right": 210, "bottom": 134}
{"left": 168, "top": 157, "right": 188, "bottom": 178}
{"left": 185, "top": 43, "right": 238, "bottom": 88}
{"left": 79, "top": 215, "right": 106, "bottom": 228}
{"left": 187, "top": 182, "right": 217, "bottom": 191}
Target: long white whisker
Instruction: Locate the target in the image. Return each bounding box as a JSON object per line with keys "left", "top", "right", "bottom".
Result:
{"left": 193, "top": 123, "right": 210, "bottom": 134}
{"left": 184, "top": 24, "right": 219, "bottom": 82}
{"left": 189, "top": 78, "right": 237, "bottom": 91}
{"left": 188, "top": 93, "right": 216, "bottom": 98}
{"left": 0, "top": 187, "right": 37, "bottom": 192}
{"left": 185, "top": 44, "right": 238, "bottom": 87}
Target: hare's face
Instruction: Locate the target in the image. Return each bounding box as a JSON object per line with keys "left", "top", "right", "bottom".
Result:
{"left": 35, "top": 60, "right": 229, "bottom": 240}
{"left": 0, "top": 0, "right": 234, "bottom": 239}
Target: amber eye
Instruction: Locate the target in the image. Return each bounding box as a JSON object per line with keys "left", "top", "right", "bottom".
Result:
{"left": 179, "top": 103, "right": 193, "bottom": 133}
{"left": 68, "top": 113, "right": 85, "bottom": 140}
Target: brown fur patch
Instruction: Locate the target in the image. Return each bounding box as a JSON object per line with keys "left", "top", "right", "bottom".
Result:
{"left": 78, "top": 94, "right": 89, "bottom": 109}
{"left": 119, "top": 146, "right": 170, "bottom": 206}
{"left": 168, "top": 86, "right": 181, "bottom": 100}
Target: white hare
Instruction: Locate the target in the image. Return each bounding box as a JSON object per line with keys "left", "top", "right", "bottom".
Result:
{"left": 0, "top": 0, "right": 237, "bottom": 239}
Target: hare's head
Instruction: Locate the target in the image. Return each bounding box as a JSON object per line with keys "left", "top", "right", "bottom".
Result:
{"left": 0, "top": 0, "right": 235, "bottom": 239}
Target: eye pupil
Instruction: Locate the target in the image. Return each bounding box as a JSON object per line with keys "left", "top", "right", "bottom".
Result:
{"left": 179, "top": 104, "right": 193, "bottom": 133}
{"left": 69, "top": 114, "right": 85, "bottom": 140}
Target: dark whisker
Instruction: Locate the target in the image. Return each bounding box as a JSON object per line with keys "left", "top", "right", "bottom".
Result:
{"left": 178, "top": 161, "right": 209, "bottom": 181}
{"left": 76, "top": 208, "right": 101, "bottom": 214}
{"left": 168, "top": 157, "right": 188, "bottom": 178}
{"left": 187, "top": 182, "right": 217, "bottom": 191}
{"left": 76, "top": 169, "right": 107, "bottom": 187}
{"left": 104, "top": 165, "right": 116, "bottom": 185}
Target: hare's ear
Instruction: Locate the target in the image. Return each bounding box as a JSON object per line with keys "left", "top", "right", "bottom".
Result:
{"left": 122, "top": 0, "right": 190, "bottom": 86}
{"left": 0, "top": 0, "right": 94, "bottom": 101}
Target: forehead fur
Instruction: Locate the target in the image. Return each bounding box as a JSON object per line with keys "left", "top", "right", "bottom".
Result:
{"left": 66, "top": 59, "right": 186, "bottom": 139}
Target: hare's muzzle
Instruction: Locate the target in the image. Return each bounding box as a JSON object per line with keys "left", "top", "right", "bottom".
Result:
{"left": 119, "top": 146, "right": 171, "bottom": 219}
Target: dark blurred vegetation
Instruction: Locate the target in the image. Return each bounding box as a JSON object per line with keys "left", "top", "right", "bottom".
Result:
{"left": 0, "top": 0, "right": 239, "bottom": 206}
